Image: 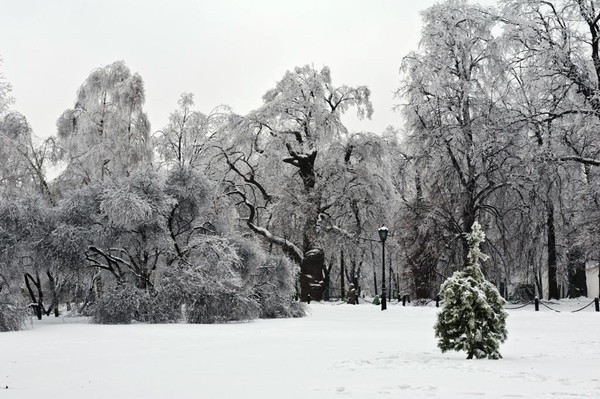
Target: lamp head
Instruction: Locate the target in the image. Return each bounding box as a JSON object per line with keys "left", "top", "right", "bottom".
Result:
{"left": 378, "top": 226, "right": 389, "bottom": 243}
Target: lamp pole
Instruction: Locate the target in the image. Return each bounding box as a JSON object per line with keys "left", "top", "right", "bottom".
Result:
{"left": 378, "top": 226, "right": 389, "bottom": 311}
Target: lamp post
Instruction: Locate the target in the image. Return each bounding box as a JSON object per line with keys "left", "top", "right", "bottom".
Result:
{"left": 378, "top": 226, "right": 389, "bottom": 311}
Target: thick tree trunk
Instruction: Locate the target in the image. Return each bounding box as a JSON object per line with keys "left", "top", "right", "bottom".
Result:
{"left": 299, "top": 248, "right": 325, "bottom": 301}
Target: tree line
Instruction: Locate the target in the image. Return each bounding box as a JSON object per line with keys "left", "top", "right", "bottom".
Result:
{"left": 2, "top": 0, "right": 600, "bottom": 331}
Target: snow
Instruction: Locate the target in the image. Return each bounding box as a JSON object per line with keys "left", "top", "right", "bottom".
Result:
{"left": 2, "top": 300, "right": 600, "bottom": 398}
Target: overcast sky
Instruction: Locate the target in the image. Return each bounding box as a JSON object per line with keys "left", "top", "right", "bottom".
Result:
{"left": 0, "top": 0, "right": 497, "bottom": 139}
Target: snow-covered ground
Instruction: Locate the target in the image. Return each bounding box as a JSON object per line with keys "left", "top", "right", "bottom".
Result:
{"left": 2, "top": 299, "right": 600, "bottom": 398}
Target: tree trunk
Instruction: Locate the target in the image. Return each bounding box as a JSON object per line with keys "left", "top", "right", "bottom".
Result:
{"left": 567, "top": 246, "right": 587, "bottom": 298}
{"left": 340, "top": 249, "right": 345, "bottom": 300}
{"left": 369, "top": 246, "right": 378, "bottom": 296}
{"left": 24, "top": 272, "right": 44, "bottom": 320}
{"left": 547, "top": 202, "right": 560, "bottom": 300}
{"left": 535, "top": 267, "right": 543, "bottom": 299}
{"left": 299, "top": 248, "right": 325, "bottom": 301}
{"left": 47, "top": 270, "right": 60, "bottom": 317}
{"left": 461, "top": 199, "right": 476, "bottom": 265}
{"left": 388, "top": 254, "right": 392, "bottom": 301}
{"left": 350, "top": 259, "right": 361, "bottom": 298}
{"left": 321, "top": 254, "right": 334, "bottom": 301}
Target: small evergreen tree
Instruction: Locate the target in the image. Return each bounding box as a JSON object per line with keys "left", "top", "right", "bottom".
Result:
{"left": 434, "top": 222, "right": 508, "bottom": 359}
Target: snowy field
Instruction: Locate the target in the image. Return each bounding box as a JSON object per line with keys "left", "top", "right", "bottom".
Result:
{"left": 2, "top": 300, "right": 600, "bottom": 399}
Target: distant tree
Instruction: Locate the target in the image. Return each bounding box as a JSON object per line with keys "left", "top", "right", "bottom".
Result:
{"left": 0, "top": 112, "right": 54, "bottom": 200}
{"left": 56, "top": 61, "right": 151, "bottom": 184}
{"left": 434, "top": 222, "right": 508, "bottom": 359}
{"left": 154, "top": 93, "right": 230, "bottom": 170}
{"left": 0, "top": 58, "right": 12, "bottom": 114}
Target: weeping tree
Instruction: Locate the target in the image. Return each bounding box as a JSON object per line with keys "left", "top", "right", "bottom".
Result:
{"left": 56, "top": 61, "right": 152, "bottom": 184}
{"left": 434, "top": 221, "right": 508, "bottom": 359}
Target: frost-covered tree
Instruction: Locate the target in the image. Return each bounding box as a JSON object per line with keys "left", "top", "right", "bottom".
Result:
{"left": 499, "top": 0, "right": 600, "bottom": 298}
{"left": 397, "top": 0, "right": 519, "bottom": 291}
{"left": 220, "top": 65, "right": 374, "bottom": 301}
{"left": 154, "top": 93, "right": 230, "bottom": 170}
{"left": 434, "top": 221, "right": 508, "bottom": 359}
{"left": 0, "top": 112, "right": 55, "bottom": 200}
{"left": 0, "top": 58, "right": 11, "bottom": 115}
{"left": 56, "top": 61, "right": 151, "bottom": 184}
{"left": 0, "top": 60, "right": 53, "bottom": 200}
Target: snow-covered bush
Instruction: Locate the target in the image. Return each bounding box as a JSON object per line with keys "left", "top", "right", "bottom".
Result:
{"left": 159, "top": 236, "right": 260, "bottom": 324}
{"left": 90, "top": 284, "right": 180, "bottom": 324}
{"left": 0, "top": 294, "right": 28, "bottom": 332}
{"left": 136, "top": 291, "right": 181, "bottom": 323}
{"left": 434, "top": 222, "right": 508, "bottom": 359}
{"left": 183, "top": 290, "right": 259, "bottom": 324}
{"left": 254, "top": 254, "right": 305, "bottom": 319}
{"left": 90, "top": 284, "right": 140, "bottom": 324}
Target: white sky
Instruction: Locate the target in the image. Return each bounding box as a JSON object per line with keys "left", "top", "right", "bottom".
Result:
{"left": 0, "top": 0, "right": 497, "bottom": 139}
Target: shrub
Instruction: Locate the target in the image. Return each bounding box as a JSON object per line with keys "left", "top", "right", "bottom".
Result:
{"left": 90, "top": 284, "right": 140, "bottom": 324}
{"left": 183, "top": 291, "right": 260, "bottom": 324}
{"left": 136, "top": 291, "right": 181, "bottom": 324}
{"left": 254, "top": 255, "right": 305, "bottom": 319}
{"left": 159, "top": 236, "right": 261, "bottom": 324}
{"left": 0, "top": 295, "right": 28, "bottom": 332}
{"left": 90, "top": 284, "right": 180, "bottom": 324}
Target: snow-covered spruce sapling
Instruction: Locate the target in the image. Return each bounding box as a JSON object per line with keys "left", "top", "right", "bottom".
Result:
{"left": 434, "top": 222, "right": 507, "bottom": 359}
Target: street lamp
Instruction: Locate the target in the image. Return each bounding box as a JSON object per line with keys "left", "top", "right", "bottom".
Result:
{"left": 378, "top": 226, "right": 389, "bottom": 311}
